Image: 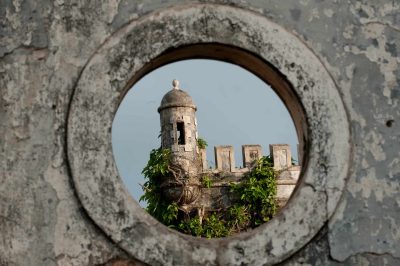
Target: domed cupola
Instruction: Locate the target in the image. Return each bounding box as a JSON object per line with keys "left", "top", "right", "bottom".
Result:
{"left": 158, "top": 81, "right": 196, "bottom": 113}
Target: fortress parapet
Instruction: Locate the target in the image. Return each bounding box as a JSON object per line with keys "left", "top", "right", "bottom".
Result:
{"left": 203, "top": 144, "right": 300, "bottom": 171}
{"left": 201, "top": 144, "right": 301, "bottom": 207}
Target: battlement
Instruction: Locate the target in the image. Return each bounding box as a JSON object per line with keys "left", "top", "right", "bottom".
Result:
{"left": 200, "top": 144, "right": 301, "bottom": 172}
{"left": 198, "top": 143, "right": 302, "bottom": 208}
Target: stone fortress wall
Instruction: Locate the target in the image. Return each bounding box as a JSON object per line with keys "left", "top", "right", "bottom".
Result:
{"left": 199, "top": 144, "right": 301, "bottom": 208}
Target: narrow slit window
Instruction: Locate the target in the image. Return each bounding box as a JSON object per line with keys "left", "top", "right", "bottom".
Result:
{"left": 177, "top": 122, "right": 185, "bottom": 145}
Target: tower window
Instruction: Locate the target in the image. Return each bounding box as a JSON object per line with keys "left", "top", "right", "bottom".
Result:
{"left": 177, "top": 122, "right": 185, "bottom": 145}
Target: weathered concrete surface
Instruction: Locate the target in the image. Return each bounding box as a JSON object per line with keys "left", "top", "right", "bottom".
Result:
{"left": 1, "top": 0, "right": 399, "bottom": 265}
{"left": 66, "top": 4, "right": 349, "bottom": 265}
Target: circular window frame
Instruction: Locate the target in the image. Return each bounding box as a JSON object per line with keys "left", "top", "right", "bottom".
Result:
{"left": 67, "top": 4, "right": 350, "bottom": 266}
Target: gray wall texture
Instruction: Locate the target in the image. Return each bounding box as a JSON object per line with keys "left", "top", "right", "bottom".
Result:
{"left": 1, "top": 1, "right": 399, "bottom": 265}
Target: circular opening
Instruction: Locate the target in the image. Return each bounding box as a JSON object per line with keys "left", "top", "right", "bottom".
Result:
{"left": 112, "top": 45, "right": 305, "bottom": 238}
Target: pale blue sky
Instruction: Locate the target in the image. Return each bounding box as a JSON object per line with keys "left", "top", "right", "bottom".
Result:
{"left": 112, "top": 59, "right": 298, "bottom": 205}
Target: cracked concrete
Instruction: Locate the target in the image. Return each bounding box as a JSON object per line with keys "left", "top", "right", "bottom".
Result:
{"left": 1, "top": 0, "right": 399, "bottom": 265}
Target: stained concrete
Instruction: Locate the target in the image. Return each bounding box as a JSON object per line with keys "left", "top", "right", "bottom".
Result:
{"left": 1, "top": 0, "right": 399, "bottom": 265}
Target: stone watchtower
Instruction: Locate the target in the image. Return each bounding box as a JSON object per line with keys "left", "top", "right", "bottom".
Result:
{"left": 157, "top": 80, "right": 202, "bottom": 207}
{"left": 158, "top": 79, "right": 199, "bottom": 177}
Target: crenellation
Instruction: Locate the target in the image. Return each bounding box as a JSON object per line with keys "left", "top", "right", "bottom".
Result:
{"left": 242, "top": 144, "right": 263, "bottom": 168}
{"left": 214, "top": 145, "right": 236, "bottom": 172}
{"left": 270, "top": 144, "right": 292, "bottom": 170}
{"left": 201, "top": 144, "right": 300, "bottom": 172}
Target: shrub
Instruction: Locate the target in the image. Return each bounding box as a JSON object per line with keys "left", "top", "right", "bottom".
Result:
{"left": 197, "top": 138, "right": 208, "bottom": 149}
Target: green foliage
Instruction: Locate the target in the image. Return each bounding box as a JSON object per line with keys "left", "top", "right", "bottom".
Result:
{"left": 202, "top": 213, "right": 230, "bottom": 238}
{"left": 227, "top": 205, "right": 250, "bottom": 232}
{"left": 163, "top": 202, "right": 179, "bottom": 224}
{"left": 231, "top": 156, "right": 277, "bottom": 225}
{"left": 141, "top": 148, "right": 277, "bottom": 238}
{"left": 141, "top": 147, "right": 170, "bottom": 179}
{"left": 197, "top": 138, "right": 208, "bottom": 149}
{"left": 178, "top": 216, "right": 203, "bottom": 236}
{"left": 179, "top": 213, "right": 229, "bottom": 238}
{"left": 140, "top": 148, "right": 179, "bottom": 225}
{"left": 175, "top": 156, "right": 276, "bottom": 238}
{"left": 201, "top": 175, "right": 213, "bottom": 188}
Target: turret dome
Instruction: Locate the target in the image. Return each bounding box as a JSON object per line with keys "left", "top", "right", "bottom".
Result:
{"left": 158, "top": 80, "right": 197, "bottom": 112}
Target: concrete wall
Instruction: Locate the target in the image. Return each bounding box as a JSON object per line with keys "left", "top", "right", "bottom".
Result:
{"left": 1, "top": 1, "right": 399, "bottom": 265}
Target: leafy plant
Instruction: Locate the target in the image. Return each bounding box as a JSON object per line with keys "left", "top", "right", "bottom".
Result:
{"left": 163, "top": 202, "right": 179, "bottom": 225}
{"left": 179, "top": 213, "right": 229, "bottom": 238}
{"left": 202, "top": 213, "right": 229, "bottom": 238}
{"left": 140, "top": 148, "right": 179, "bottom": 225}
{"left": 178, "top": 216, "right": 203, "bottom": 236}
{"left": 230, "top": 156, "right": 277, "bottom": 225}
{"left": 197, "top": 138, "right": 208, "bottom": 149}
{"left": 201, "top": 175, "right": 213, "bottom": 188}
{"left": 141, "top": 147, "right": 170, "bottom": 179}
{"left": 227, "top": 205, "right": 250, "bottom": 233}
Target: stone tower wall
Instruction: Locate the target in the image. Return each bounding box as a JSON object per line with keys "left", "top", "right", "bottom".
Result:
{"left": 160, "top": 106, "right": 198, "bottom": 175}
{"left": 160, "top": 107, "right": 197, "bottom": 154}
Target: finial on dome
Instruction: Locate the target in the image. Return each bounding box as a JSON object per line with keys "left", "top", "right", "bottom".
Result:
{"left": 172, "top": 79, "right": 180, "bottom": 90}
